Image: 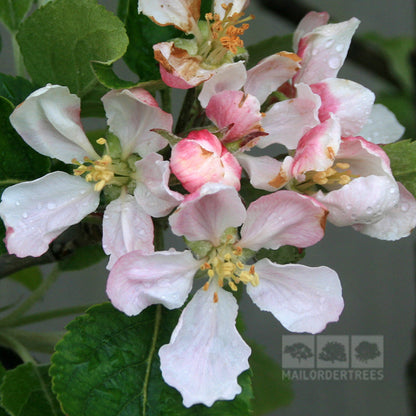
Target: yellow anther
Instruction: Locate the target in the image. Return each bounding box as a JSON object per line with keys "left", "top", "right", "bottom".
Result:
{"left": 208, "top": 269, "right": 215, "bottom": 278}
{"left": 249, "top": 265, "right": 256, "bottom": 274}
{"left": 236, "top": 261, "right": 244, "bottom": 269}
{"left": 224, "top": 253, "right": 231, "bottom": 261}
{"left": 325, "top": 167, "right": 337, "bottom": 177}
{"left": 233, "top": 246, "right": 243, "bottom": 256}
{"left": 229, "top": 281, "right": 238, "bottom": 291}
{"left": 94, "top": 180, "right": 106, "bottom": 192}
{"left": 203, "top": 281, "right": 210, "bottom": 291}
{"left": 96, "top": 138, "right": 107, "bottom": 145}
{"left": 336, "top": 162, "right": 350, "bottom": 170}
{"left": 338, "top": 175, "right": 351, "bottom": 185}
{"left": 218, "top": 278, "right": 224, "bottom": 287}
{"left": 213, "top": 292, "right": 219, "bottom": 303}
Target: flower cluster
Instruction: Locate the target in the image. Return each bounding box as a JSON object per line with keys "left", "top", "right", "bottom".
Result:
{"left": 0, "top": 1, "right": 415, "bottom": 408}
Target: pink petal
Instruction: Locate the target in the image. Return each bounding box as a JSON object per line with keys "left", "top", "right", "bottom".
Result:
{"left": 236, "top": 152, "right": 285, "bottom": 191}
{"left": 295, "top": 18, "right": 360, "bottom": 85}
{"left": 9, "top": 85, "right": 99, "bottom": 164}
{"left": 198, "top": 61, "right": 247, "bottom": 108}
{"left": 353, "top": 182, "right": 416, "bottom": 240}
{"left": 245, "top": 52, "right": 301, "bottom": 104}
{"left": 259, "top": 83, "right": 321, "bottom": 150}
{"left": 102, "top": 193, "right": 154, "bottom": 270}
{"left": 134, "top": 153, "right": 184, "bottom": 217}
{"left": 106, "top": 250, "right": 200, "bottom": 316}
{"left": 239, "top": 190, "right": 327, "bottom": 251}
{"left": 310, "top": 78, "right": 375, "bottom": 136}
{"left": 138, "top": 0, "right": 200, "bottom": 33}
{"left": 290, "top": 115, "right": 341, "bottom": 179}
{"left": 314, "top": 175, "right": 399, "bottom": 227}
{"left": 102, "top": 88, "right": 171, "bottom": 159}
{"left": 247, "top": 258, "right": 343, "bottom": 333}
{"left": 206, "top": 90, "right": 262, "bottom": 143}
{"left": 359, "top": 104, "right": 405, "bottom": 144}
{"left": 169, "top": 183, "right": 246, "bottom": 245}
{"left": 159, "top": 283, "right": 250, "bottom": 407}
{"left": 293, "top": 11, "right": 329, "bottom": 51}
{"left": 170, "top": 130, "right": 241, "bottom": 193}
{"left": 154, "top": 42, "right": 213, "bottom": 88}
{"left": 0, "top": 172, "right": 99, "bottom": 257}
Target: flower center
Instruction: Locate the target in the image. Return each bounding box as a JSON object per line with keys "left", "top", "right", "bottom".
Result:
{"left": 200, "top": 236, "right": 259, "bottom": 302}
{"left": 296, "top": 162, "right": 356, "bottom": 193}
{"left": 72, "top": 138, "right": 131, "bottom": 192}
{"left": 200, "top": 3, "right": 253, "bottom": 66}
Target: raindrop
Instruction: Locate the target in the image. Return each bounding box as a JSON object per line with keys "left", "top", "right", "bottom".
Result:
{"left": 365, "top": 207, "right": 373, "bottom": 215}
{"left": 373, "top": 131, "right": 380, "bottom": 137}
{"left": 311, "top": 49, "right": 318, "bottom": 56}
{"left": 335, "top": 44, "right": 344, "bottom": 52}
{"left": 79, "top": 189, "right": 87, "bottom": 195}
{"left": 346, "top": 204, "right": 352, "bottom": 210}
{"left": 22, "top": 212, "right": 28, "bottom": 219}
{"left": 47, "top": 202, "right": 56, "bottom": 210}
{"left": 143, "top": 281, "right": 152, "bottom": 288}
{"left": 324, "top": 39, "right": 334, "bottom": 48}
{"left": 401, "top": 203, "right": 409, "bottom": 212}
{"left": 103, "top": 214, "right": 109, "bottom": 219}
{"left": 328, "top": 57, "right": 341, "bottom": 69}
{"left": 389, "top": 186, "right": 397, "bottom": 194}
{"left": 15, "top": 201, "right": 20, "bottom": 206}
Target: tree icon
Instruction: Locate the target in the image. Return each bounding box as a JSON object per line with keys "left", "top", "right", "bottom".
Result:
{"left": 319, "top": 341, "right": 347, "bottom": 363}
{"left": 284, "top": 342, "right": 314, "bottom": 363}
{"left": 355, "top": 341, "right": 381, "bottom": 363}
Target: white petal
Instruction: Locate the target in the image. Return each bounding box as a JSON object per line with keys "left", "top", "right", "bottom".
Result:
{"left": 259, "top": 83, "right": 321, "bottom": 150}
{"left": 102, "top": 193, "right": 154, "bottom": 270}
{"left": 359, "top": 103, "right": 405, "bottom": 144}
{"left": 159, "top": 284, "right": 250, "bottom": 407}
{"left": 353, "top": 182, "right": 416, "bottom": 240}
{"left": 169, "top": 183, "right": 246, "bottom": 245}
{"left": 138, "top": 0, "right": 200, "bottom": 33}
{"left": 0, "top": 172, "right": 99, "bottom": 257}
{"left": 245, "top": 53, "right": 301, "bottom": 104}
{"left": 106, "top": 250, "right": 200, "bottom": 316}
{"left": 134, "top": 153, "right": 184, "bottom": 217}
{"left": 247, "top": 259, "right": 343, "bottom": 333}
{"left": 213, "top": 0, "right": 250, "bottom": 17}
{"left": 9, "top": 85, "right": 99, "bottom": 163}
{"left": 102, "top": 88, "right": 171, "bottom": 159}
{"left": 198, "top": 61, "right": 247, "bottom": 108}
{"left": 236, "top": 152, "right": 284, "bottom": 191}
{"left": 293, "top": 11, "right": 329, "bottom": 51}
{"left": 239, "top": 190, "right": 326, "bottom": 251}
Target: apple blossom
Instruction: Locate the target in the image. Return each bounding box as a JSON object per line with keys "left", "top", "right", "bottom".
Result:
{"left": 107, "top": 183, "right": 343, "bottom": 406}
{"left": 0, "top": 85, "right": 183, "bottom": 263}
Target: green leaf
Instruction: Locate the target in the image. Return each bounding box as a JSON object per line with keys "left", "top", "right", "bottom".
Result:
{"left": 58, "top": 244, "right": 106, "bottom": 271}
{"left": 118, "top": 0, "right": 182, "bottom": 81}
{"left": 0, "top": 362, "right": 64, "bottom": 416}
{"left": 246, "top": 34, "right": 293, "bottom": 69}
{"left": 0, "top": 0, "right": 33, "bottom": 33}
{"left": 256, "top": 245, "right": 305, "bottom": 265}
{"left": 249, "top": 341, "right": 293, "bottom": 415}
{"left": 9, "top": 266, "right": 42, "bottom": 291}
{"left": 17, "top": 0, "right": 129, "bottom": 97}
{"left": 0, "top": 97, "right": 50, "bottom": 183}
{"left": 0, "top": 73, "right": 37, "bottom": 106}
{"left": 0, "top": 364, "right": 8, "bottom": 416}
{"left": 384, "top": 139, "right": 416, "bottom": 198}
{"left": 361, "top": 33, "right": 415, "bottom": 91}
{"left": 91, "top": 61, "right": 166, "bottom": 91}
{"left": 0, "top": 221, "right": 5, "bottom": 255}
{"left": 51, "top": 303, "right": 253, "bottom": 416}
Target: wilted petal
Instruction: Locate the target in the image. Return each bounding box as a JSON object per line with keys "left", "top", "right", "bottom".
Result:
{"left": 314, "top": 175, "right": 399, "bottom": 227}
{"left": 236, "top": 152, "right": 285, "bottom": 191}
{"left": 169, "top": 183, "right": 246, "bottom": 245}
{"left": 245, "top": 52, "right": 301, "bottom": 104}
{"left": 9, "top": 85, "right": 99, "bottom": 163}
{"left": 102, "top": 88, "right": 171, "bottom": 159}
{"left": 247, "top": 258, "right": 343, "bottom": 333}
{"left": 353, "top": 182, "right": 416, "bottom": 240}
{"left": 213, "top": 0, "right": 250, "bottom": 17}
{"left": 359, "top": 103, "right": 405, "bottom": 144}
{"left": 295, "top": 18, "right": 360, "bottom": 85}
{"left": 106, "top": 250, "right": 200, "bottom": 316}
{"left": 311, "top": 78, "right": 375, "bottom": 136}
{"left": 102, "top": 193, "right": 154, "bottom": 270}
{"left": 138, "top": 0, "right": 200, "bottom": 33}
{"left": 293, "top": 11, "right": 329, "bottom": 51}
{"left": 199, "top": 61, "right": 247, "bottom": 108}
{"left": 259, "top": 83, "right": 321, "bottom": 149}
{"left": 134, "top": 153, "right": 184, "bottom": 217}
{"left": 290, "top": 115, "right": 341, "bottom": 179}
{"left": 239, "top": 190, "right": 327, "bottom": 251}
{"left": 159, "top": 283, "right": 251, "bottom": 407}
{"left": 0, "top": 172, "right": 98, "bottom": 257}
{"left": 206, "top": 90, "right": 262, "bottom": 143}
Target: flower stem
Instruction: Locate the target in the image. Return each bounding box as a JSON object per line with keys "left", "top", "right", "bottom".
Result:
{"left": 0, "top": 265, "right": 60, "bottom": 327}
{"left": 175, "top": 88, "right": 198, "bottom": 135}
{"left": 12, "top": 34, "right": 25, "bottom": 77}
{"left": 160, "top": 88, "right": 172, "bottom": 114}
{"left": 0, "top": 332, "right": 35, "bottom": 363}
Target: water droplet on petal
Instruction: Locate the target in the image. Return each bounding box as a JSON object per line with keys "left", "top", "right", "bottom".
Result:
{"left": 328, "top": 57, "right": 341, "bottom": 69}
{"left": 47, "top": 202, "right": 56, "bottom": 210}
{"left": 389, "top": 186, "right": 397, "bottom": 194}
{"left": 15, "top": 201, "right": 20, "bottom": 206}
{"left": 325, "top": 39, "right": 334, "bottom": 48}
{"left": 22, "top": 212, "right": 28, "bottom": 219}
{"left": 401, "top": 203, "right": 409, "bottom": 212}
{"left": 79, "top": 189, "right": 87, "bottom": 195}
{"left": 366, "top": 207, "right": 373, "bottom": 214}
{"left": 346, "top": 204, "right": 352, "bottom": 210}
{"left": 335, "top": 44, "right": 344, "bottom": 52}
{"left": 311, "top": 48, "right": 318, "bottom": 56}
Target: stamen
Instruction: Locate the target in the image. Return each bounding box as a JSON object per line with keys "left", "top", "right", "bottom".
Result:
{"left": 203, "top": 281, "right": 210, "bottom": 291}
{"left": 213, "top": 292, "right": 219, "bottom": 303}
